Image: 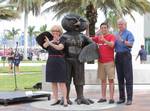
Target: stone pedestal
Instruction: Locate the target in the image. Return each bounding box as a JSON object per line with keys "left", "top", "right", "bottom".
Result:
{"left": 85, "top": 69, "right": 100, "bottom": 84}
{"left": 42, "top": 65, "right": 51, "bottom": 91}
{"left": 133, "top": 64, "right": 150, "bottom": 84}
{"left": 42, "top": 63, "right": 150, "bottom": 91}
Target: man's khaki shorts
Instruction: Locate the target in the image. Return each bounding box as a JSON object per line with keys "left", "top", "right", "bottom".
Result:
{"left": 97, "top": 61, "right": 115, "bottom": 80}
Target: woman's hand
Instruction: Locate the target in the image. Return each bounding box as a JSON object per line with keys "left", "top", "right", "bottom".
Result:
{"left": 43, "top": 36, "right": 50, "bottom": 48}
{"left": 43, "top": 36, "right": 64, "bottom": 50}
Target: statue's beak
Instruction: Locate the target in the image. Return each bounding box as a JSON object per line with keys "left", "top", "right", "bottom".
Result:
{"left": 74, "top": 20, "right": 80, "bottom": 26}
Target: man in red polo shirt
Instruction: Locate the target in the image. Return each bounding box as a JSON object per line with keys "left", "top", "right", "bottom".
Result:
{"left": 92, "top": 22, "right": 115, "bottom": 104}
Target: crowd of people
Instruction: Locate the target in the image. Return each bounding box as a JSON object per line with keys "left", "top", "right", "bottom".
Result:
{"left": 7, "top": 48, "right": 21, "bottom": 74}
{"left": 3, "top": 47, "right": 48, "bottom": 74}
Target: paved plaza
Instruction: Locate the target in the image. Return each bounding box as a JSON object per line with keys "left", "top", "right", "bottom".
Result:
{"left": 0, "top": 86, "right": 150, "bottom": 111}
{"left": 0, "top": 62, "right": 150, "bottom": 111}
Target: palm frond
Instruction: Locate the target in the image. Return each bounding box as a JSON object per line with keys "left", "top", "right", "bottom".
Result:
{"left": 42, "top": 0, "right": 82, "bottom": 18}
{"left": 42, "top": 0, "right": 150, "bottom": 33}
{"left": 0, "top": 1, "right": 20, "bottom": 20}
{"left": 9, "top": 0, "right": 44, "bottom": 16}
{"left": 0, "top": 8, "right": 19, "bottom": 20}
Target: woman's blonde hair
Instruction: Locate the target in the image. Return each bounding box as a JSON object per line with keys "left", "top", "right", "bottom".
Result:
{"left": 50, "top": 25, "right": 63, "bottom": 36}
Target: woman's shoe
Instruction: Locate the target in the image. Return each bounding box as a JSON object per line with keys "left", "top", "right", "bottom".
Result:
{"left": 51, "top": 100, "right": 60, "bottom": 106}
{"left": 63, "top": 104, "right": 68, "bottom": 107}
{"left": 97, "top": 98, "right": 107, "bottom": 103}
{"left": 109, "top": 99, "right": 115, "bottom": 104}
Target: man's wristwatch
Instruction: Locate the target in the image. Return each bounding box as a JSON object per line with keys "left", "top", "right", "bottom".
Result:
{"left": 121, "top": 39, "right": 124, "bottom": 43}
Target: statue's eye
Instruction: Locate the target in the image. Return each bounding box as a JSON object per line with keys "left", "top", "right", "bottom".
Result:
{"left": 70, "top": 20, "right": 76, "bottom": 24}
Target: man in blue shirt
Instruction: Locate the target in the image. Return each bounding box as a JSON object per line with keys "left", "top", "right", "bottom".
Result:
{"left": 135, "top": 45, "right": 147, "bottom": 64}
{"left": 115, "top": 18, "right": 134, "bottom": 105}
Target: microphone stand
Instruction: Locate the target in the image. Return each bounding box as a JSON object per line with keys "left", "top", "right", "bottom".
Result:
{"left": 13, "top": 42, "right": 18, "bottom": 91}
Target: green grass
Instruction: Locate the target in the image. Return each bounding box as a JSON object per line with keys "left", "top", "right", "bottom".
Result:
{"left": 0, "top": 73, "right": 42, "bottom": 91}
{"left": 0, "top": 66, "right": 43, "bottom": 91}
{"left": 0, "top": 66, "right": 42, "bottom": 73}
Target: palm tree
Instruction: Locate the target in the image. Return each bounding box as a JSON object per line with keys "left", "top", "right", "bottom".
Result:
{"left": 33, "top": 24, "right": 48, "bottom": 38}
{"left": 9, "top": 0, "right": 44, "bottom": 59}
{"left": 0, "top": 0, "right": 19, "bottom": 20}
{"left": 43, "top": 0, "right": 150, "bottom": 36}
{"left": 105, "top": 11, "right": 119, "bottom": 32}
{"left": 5, "top": 27, "right": 20, "bottom": 46}
{"left": 39, "top": 24, "right": 48, "bottom": 32}
{"left": 28, "top": 26, "right": 37, "bottom": 48}
{"left": 85, "top": 1, "right": 97, "bottom": 36}
{"left": 5, "top": 27, "right": 20, "bottom": 39}
{"left": 34, "top": 24, "right": 48, "bottom": 35}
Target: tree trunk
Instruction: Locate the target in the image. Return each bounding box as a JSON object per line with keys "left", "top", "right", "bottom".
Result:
{"left": 89, "top": 23, "right": 96, "bottom": 36}
{"left": 86, "top": 2, "right": 97, "bottom": 64}
{"left": 24, "top": 11, "right": 28, "bottom": 60}
{"left": 86, "top": 2, "right": 97, "bottom": 37}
